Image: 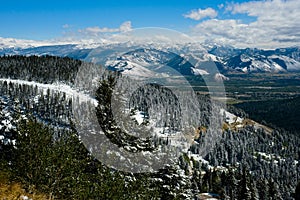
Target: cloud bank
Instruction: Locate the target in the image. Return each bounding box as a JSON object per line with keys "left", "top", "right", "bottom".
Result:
{"left": 78, "top": 21, "right": 132, "bottom": 36}
{"left": 188, "top": 0, "right": 300, "bottom": 49}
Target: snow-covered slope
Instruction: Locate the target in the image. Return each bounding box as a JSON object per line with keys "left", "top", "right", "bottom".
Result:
{"left": 214, "top": 73, "right": 229, "bottom": 81}
{"left": 220, "top": 47, "right": 300, "bottom": 73}
{"left": 104, "top": 48, "right": 197, "bottom": 77}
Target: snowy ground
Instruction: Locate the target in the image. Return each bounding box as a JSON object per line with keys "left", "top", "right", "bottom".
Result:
{"left": 0, "top": 78, "right": 97, "bottom": 106}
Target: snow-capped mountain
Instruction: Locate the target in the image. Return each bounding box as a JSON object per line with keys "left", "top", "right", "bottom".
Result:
{"left": 1, "top": 37, "right": 300, "bottom": 74}
{"left": 105, "top": 48, "right": 196, "bottom": 77}
{"left": 210, "top": 46, "right": 300, "bottom": 73}
{"left": 0, "top": 44, "right": 93, "bottom": 60}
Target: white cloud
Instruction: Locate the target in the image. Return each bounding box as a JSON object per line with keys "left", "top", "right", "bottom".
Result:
{"left": 79, "top": 21, "right": 132, "bottom": 36}
{"left": 119, "top": 21, "right": 132, "bottom": 32}
{"left": 184, "top": 8, "right": 218, "bottom": 20}
{"left": 218, "top": 4, "right": 224, "bottom": 9}
{"left": 62, "top": 24, "right": 71, "bottom": 29}
{"left": 188, "top": 0, "right": 300, "bottom": 49}
{"left": 191, "top": 19, "right": 254, "bottom": 47}
{"left": 84, "top": 26, "right": 118, "bottom": 34}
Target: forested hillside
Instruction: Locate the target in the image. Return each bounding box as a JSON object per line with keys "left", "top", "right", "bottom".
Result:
{"left": 0, "top": 55, "right": 299, "bottom": 199}
{"left": 235, "top": 97, "right": 300, "bottom": 133}
{"left": 0, "top": 55, "right": 81, "bottom": 83}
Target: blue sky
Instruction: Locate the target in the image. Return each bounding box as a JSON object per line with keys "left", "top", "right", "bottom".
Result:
{"left": 0, "top": 0, "right": 251, "bottom": 39}
{"left": 1, "top": 0, "right": 300, "bottom": 48}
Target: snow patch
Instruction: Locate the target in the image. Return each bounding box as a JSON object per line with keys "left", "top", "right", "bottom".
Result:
{"left": 214, "top": 73, "right": 229, "bottom": 81}
{"left": 192, "top": 68, "right": 209, "bottom": 75}
{"left": 220, "top": 108, "right": 243, "bottom": 124}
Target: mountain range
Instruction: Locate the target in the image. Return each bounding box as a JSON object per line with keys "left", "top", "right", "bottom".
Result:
{"left": 1, "top": 39, "right": 300, "bottom": 75}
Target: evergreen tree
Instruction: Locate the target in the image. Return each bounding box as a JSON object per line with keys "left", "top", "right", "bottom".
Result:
{"left": 294, "top": 181, "right": 300, "bottom": 200}
{"left": 238, "top": 167, "right": 251, "bottom": 200}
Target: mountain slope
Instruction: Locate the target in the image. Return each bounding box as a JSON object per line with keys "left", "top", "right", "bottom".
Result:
{"left": 214, "top": 46, "right": 300, "bottom": 73}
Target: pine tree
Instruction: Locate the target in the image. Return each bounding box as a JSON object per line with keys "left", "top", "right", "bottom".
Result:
{"left": 238, "top": 167, "right": 251, "bottom": 200}
{"left": 249, "top": 177, "right": 259, "bottom": 200}
{"left": 257, "top": 179, "right": 269, "bottom": 200}
{"left": 226, "top": 168, "right": 238, "bottom": 199}
{"left": 295, "top": 181, "right": 300, "bottom": 200}
{"left": 268, "top": 179, "right": 282, "bottom": 200}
